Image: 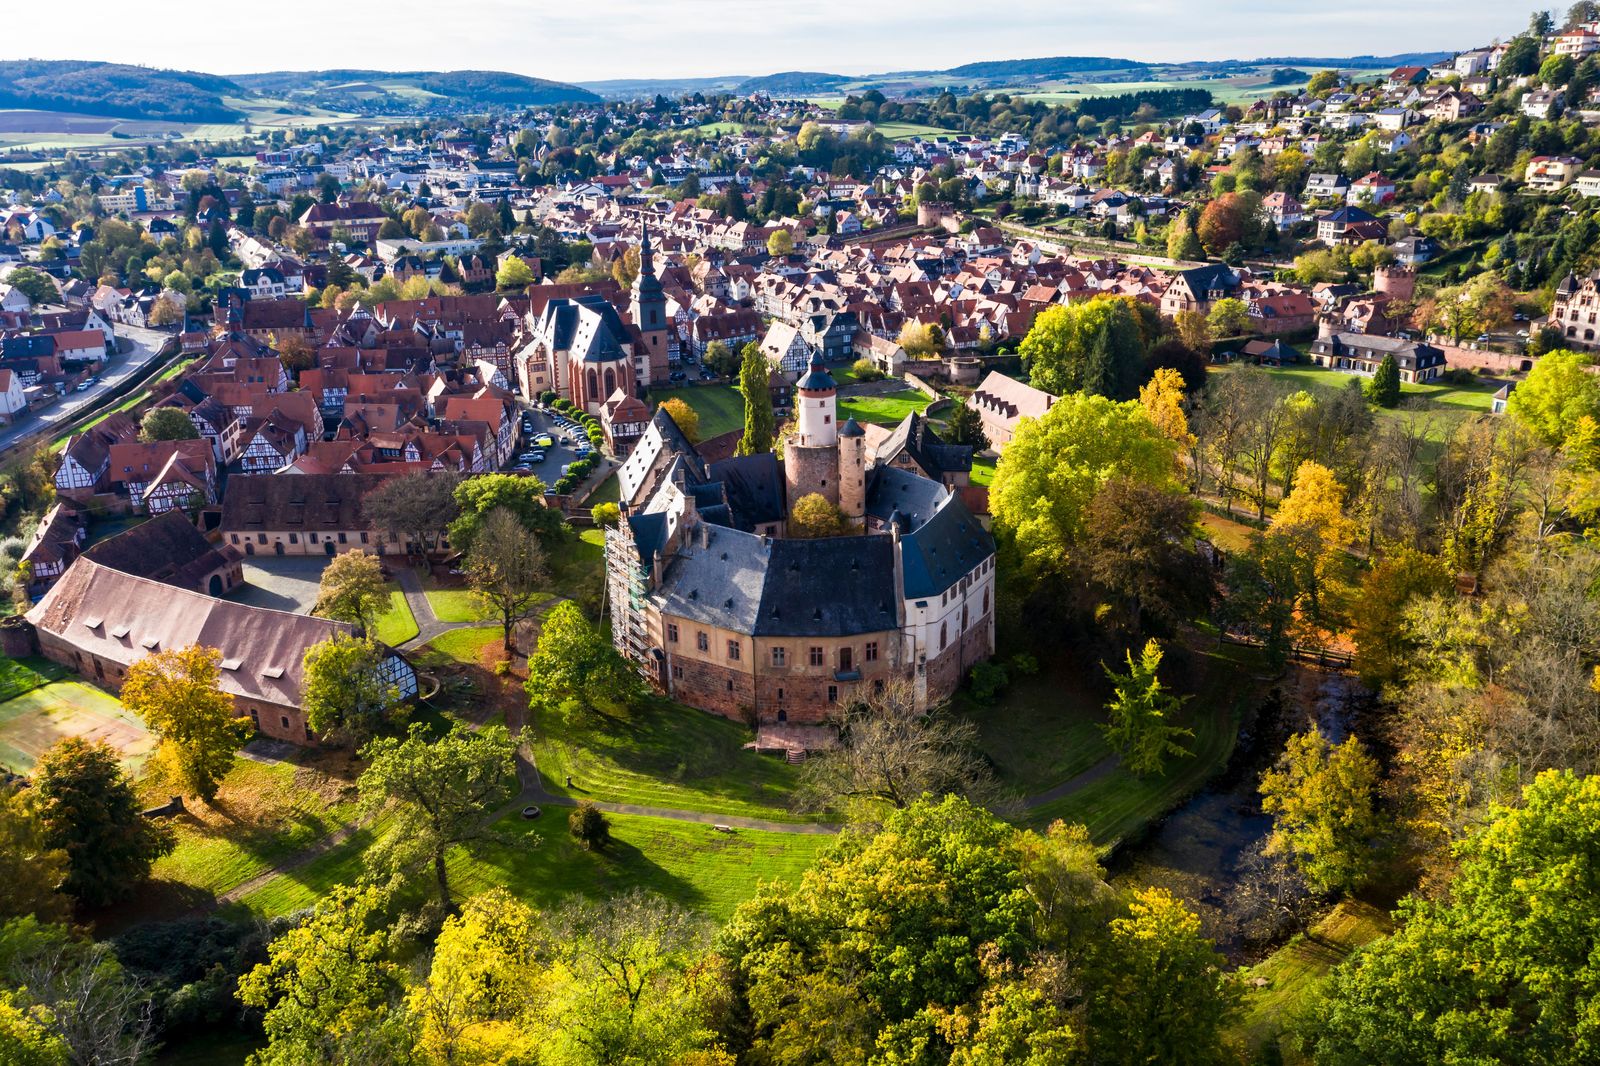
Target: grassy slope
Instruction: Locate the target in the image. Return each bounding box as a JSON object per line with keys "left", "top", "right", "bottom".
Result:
{"left": 652, "top": 385, "right": 745, "bottom": 439}
{"left": 838, "top": 390, "right": 933, "bottom": 426}
{"left": 1231, "top": 900, "right": 1393, "bottom": 1060}
{"left": 531, "top": 700, "right": 810, "bottom": 822}
{"left": 548, "top": 527, "right": 606, "bottom": 602}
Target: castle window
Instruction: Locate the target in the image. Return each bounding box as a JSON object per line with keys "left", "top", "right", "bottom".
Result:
{"left": 696, "top": 631, "right": 709, "bottom": 652}
{"left": 279, "top": 715, "right": 289, "bottom": 731}
{"left": 940, "top": 622, "right": 947, "bottom": 650}
{"left": 667, "top": 623, "right": 678, "bottom": 643}
{"left": 983, "top": 590, "right": 990, "bottom": 615}
{"left": 727, "top": 640, "right": 741, "bottom": 661}
{"left": 809, "top": 646, "right": 824, "bottom": 666}
{"left": 864, "top": 642, "right": 878, "bottom": 662}
{"left": 672, "top": 664, "right": 684, "bottom": 679}
{"left": 727, "top": 679, "right": 734, "bottom": 691}
{"left": 827, "top": 685, "right": 838, "bottom": 703}
{"left": 771, "top": 646, "right": 786, "bottom": 666}
{"left": 824, "top": 415, "right": 831, "bottom": 424}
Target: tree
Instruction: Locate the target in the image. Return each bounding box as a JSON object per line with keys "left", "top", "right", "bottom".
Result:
{"left": 1083, "top": 478, "right": 1204, "bottom": 636}
{"left": 311, "top": 550, "right": 389, "bottom": 634}
{"left": 147, "top": 295, "right": 183, "bottom": 327}
{"left": 1367, "top": 352, "right": 1401, "bottom": 407}
{"left": 1350, "top": 547, "right": 1453, "bottom": 689}
{"left": 32, "top": 738, "right": 174, "bottom": 906}
{"left": 1172, "top": 309, "right": 1211, "bottom": 354}
{"left": 1020, "top": 298, "right": 1147, "bottom": 399}
{"left": 0, "top": 787, "right": 69, "bottom": 923}
{"left": 795, "top": 681, "right": 999, "bottom": 814}
{"left": 1085, "top": 888, "right": 1237, "bottom": 1066}
{"left": 1259, "top": 727, "right": 1384, "bottom": 895}
{"left": 1540, "top": 53, "right": 1576, "bottom": 88}
{"left": 736, "top": 340, "right": 775, "bottom": 455}
{"left": 1307, "top": 70, "right": 1341, "bottom": 95}
{"left": 591, "top": 501, "right": 621, "bottom": 527}
{"left": 569, "top": 801, "right": 611, "bottom": 850}
{"left": 1501, "top": 35, "right": 1542, "bottom": 77}
{"left": 1269, "top": 461, "right": 1358, "bottom": 621}
{"left": 495, "top": 255, "right": 535, "bottom": 290}
{"left": 300, "top": 635, "right": 401, "bottom": 746}
{"left": 945, "top": 400, "right": 990, "bottom": 451}
{"left": 357, "top": 723, "right": 519, "bottom": 908}
{"left": 467, "top": 508, "right": 549, "bottom": 652}
{"left": 1166, "top": 216, "right": 1205, "bottom": 261}
{"left": 1205, "top": 296, "right": 1250, "bottom": 340}
{"left": 138, "top": 406, "right": 197, "bottom": 442}
{"left": 237, "top": 885, "right": 409, "bottom": 1065}
{"left": 3, "top": 267, "right": 56, "bottom": 305}
{"left": 0, "top": 918, "right": 157, "bottom": 1066}
{"left": 450, "top": 472, "right": 562, "bottom": 553}
{"left": 120, "top": 645, "right": 249, "bottom": 802}
{"left": 525, "top": 600, "right": 643, "bottom": 715}
{"left": 1506, "top": 349, "right": 1600, "bottom": 446}
{"left": 897, "top": 320, "right": 946, "bottom": 359}
{"left": 990, "top": 393, "right": 1177, "bottom": 579}
{"left": 1100, "top": 639, "right": 1193, "bottom": 776}
{"left": 787, "top": 492, "right": 849, "bottom": 538}
{"left": 766, "top": 228, "right": 794, "bottom": 257}
{"left": 659, "top": 397, "right": 701, "bottom": 444}
{"left": 363, "top": 471, "right": 459, "bottom": 560}
{"left": 406, "top": 889, "right": 542, "bottom": 1064}
{"left": 704, "top": 340, "right": 743, "bottom": 378}
{"left": 1306, "top": 771, "right": 1600, "bottom": 1065}
{"left": 1197, "top": 194, "right": 1252, "bottom": 256}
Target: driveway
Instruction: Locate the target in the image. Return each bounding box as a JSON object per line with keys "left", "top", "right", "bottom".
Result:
{"left": 227, "top": 557, "right": 336, "bottom": 614}
{"left": 0, "top": 324, "right": 175, "bottom": 452}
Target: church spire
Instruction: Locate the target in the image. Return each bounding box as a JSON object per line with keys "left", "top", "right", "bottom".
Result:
{"left": 639, "top": 218, "right": 654, "bottom": 277}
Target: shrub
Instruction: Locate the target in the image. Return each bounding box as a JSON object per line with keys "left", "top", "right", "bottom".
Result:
{"left": 539, "top": 391, "right": 557, "bottom": 405}
{"left": 569, "top": 801, "right": 610, "bottom": 850}
{"left": 851, "top": 358, "right": 886, "bottom": 382}
{"left": 0, "top": 537, "right": 25, "bottom": 563}
{"left": 967, "top": 660, "right": 1010, "bottom": 704}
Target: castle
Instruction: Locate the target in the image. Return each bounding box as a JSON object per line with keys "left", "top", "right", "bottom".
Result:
{"left": 605, "top": 359, "right": 995, "bottom": 725}
{"left": 1551, "top": 270, "right": 1600, "bottom": 350}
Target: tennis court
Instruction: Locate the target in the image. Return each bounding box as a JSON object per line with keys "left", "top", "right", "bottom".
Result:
{"left": 0, "top": 680, "right": 155, "bottom": 775}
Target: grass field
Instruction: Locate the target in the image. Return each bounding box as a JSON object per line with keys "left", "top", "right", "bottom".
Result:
{"left": 548, "top": 527, "right": 606, "bottom": 604}
{"left": 589, "top": 473, "right": 621, "bottom": 506}
{"left": 531, "top": 699, "right": 810, "bottom": 822}
{"left": 652, "top": 385, "right": 745, "bottom": 439}
{"left": 838, "top": 389, "right": 933, "bottom": 426}
{"left": 970, "top": 455, "right": 997, "bottom": 488}
{"left": 0, "top": 679, "right": 153, "bottom": 773}
{"left": 871, "top": 121, "right": 956, "bottom": 140}
{"left": 0, "top": 656, "right": 66, "bottom": 702}
{"left": 239, "top": 809, "right": 830, "bottom": 921}
{"left": 1231, "top": 900, "right": 1392, "bottom": 1060}
{"left": 147, "top": 754, "right": 358, "bottom": 901}
{"left": 369, "top": 585, "right": 418, "bottom": 646}
{"left": 411, "top": 626, "right": 504, "bottom": 671}
{"left": 1233, "top": 362, "right": 1500, "bottom": 413}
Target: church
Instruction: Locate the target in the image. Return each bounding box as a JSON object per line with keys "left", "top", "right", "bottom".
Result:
{"left": 604, "top": 356, "right": 995, "bottom": 725}
{"left": 514, "top": 225, "right": 672, "bottom": 410}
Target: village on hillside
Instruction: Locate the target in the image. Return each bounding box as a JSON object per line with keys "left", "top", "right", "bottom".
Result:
{"left": 0, "top": 6, "right": 1597, "bottom": 1065}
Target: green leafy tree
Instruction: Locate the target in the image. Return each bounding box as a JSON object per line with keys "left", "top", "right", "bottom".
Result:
{"left": 1085, "top": 888, "right": 1237, "bottom": 1066}
{"left": 1166, "top": 217, "right": 1205, "bottom": 261}
{"left": 1506, "top": 349, "right": 1600, "bottom": 446}
{"left": 1101, "top": 639, "right": 1193, "bottom": 776}
{"left": 237, "top": 885, "right": 409, "bottom": 1065}
{"left": 2, "top": 267, "right": 56, "bottom": 305}
{"left": 139, "top": 406, "right": 198, "bottom": 442}
{"left": 945, "top": 401, "right": 990, "bottom": 451}
{"left": 1205, "top": 297, "right": 1250, "bottom": 340}
{"left": 449, "top": 472, "right": 562, "bottom": 552}
{"left": 466, "top": 507, "right": 549, "bottom": 652}
{"left": 1540, "top": 53, "right": 1577, "bottom": 88}
{"left": 1350, "top": 547, "right": 1453, "bottom": 688}
{"left": 658, "top": 397, "right": 701, "bottom": 444}
{"left": 300, "top": 634, "right": 401, "bottom": 746}
{"left": 31, "top": 738, "right": 174, "bottom": 906}
{"left": 736, "top": 340, "right": 775, "bottom": 455}
{"left": 1367, "top": 352, "right": 1401, "bottom": 408}
{"left": 495, "top": 255, "right": 535, "bottom": 290}
{"left": 357, "top": 724, "right": 519, "bottom": 908}
{"left": 311, "top": 550, "right": 389, "bottom": 634}
{"left": 704, "top": 340, "right": 743, "bottom": 378}
{"left": 0, "top": 992, "right": 70, "bottom": 1066}
{"left": 1501, "top": 35, "right": 1541, "bottom": 77}
{"left": 766, "top": 228, "right": 795, "bottom": 257}
{"left": 568, "top": 801, "right": 611, "bottom": 850}
{"left": 1305, "top": 771, "right": 1600, "bottom": 1065}
{"left": 1020, "top": 297, "right": 1148, "bottom": 399}
{"left": 1259, "top": 727, "right": 1385, "bottom": 895}
{"left": 0, "top": 918, "right": 156, "bottom": 1065}
{"left": 119, "top": 645, "right": 250, "bottom": 802}
{"left": 1083, "top": 478, "right": 1203, "bottom": 637}
{"left": 591, "top": 501, "right": 621, "bottom": 527}
{"left": 0, "top": 787, "right": 69, "bottom": 923}
{"left": 525, "top": 601, "right": 643, "bottom": 715}
{"left": 989, "top": 393, "right": 1177, "bottom": 579}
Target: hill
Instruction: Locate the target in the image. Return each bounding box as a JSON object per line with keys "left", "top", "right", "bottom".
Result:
{"left": 735, "top": 71, "right": 854, "bottom": 95}
{"left": 0, "top": 60, "right": 243, "bottom": 123}
{"left": 231, "top": 69, "right": 600, "bottom": 109}
{"left": 939, "top": 55, "right": 1141, "bottom": 79}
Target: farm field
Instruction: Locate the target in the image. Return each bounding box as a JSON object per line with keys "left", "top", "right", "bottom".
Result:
{"left": 0, "top": 677, "right": 154, "bottom": 773}
{"left": 871, "top": 121, "right": 956, "bottom": 140}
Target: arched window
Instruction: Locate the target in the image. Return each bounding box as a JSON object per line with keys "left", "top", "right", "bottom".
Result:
{"left": 586, "top": 368, "right": 598, "bottom": 400}
{"left": 604, "top": 368, "right": 616, "bottom": 396}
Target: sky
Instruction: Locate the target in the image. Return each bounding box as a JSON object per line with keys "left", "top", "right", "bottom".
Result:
{"left": 15, "top": 1, "right": 1550, "bottom": 84}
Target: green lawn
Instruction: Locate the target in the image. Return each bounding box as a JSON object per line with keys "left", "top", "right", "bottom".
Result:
{"left": 369, "top": 585, "right": 418, "bottom": 646}
{"left": 425, "top": 586, "right": 491, "bottom": 624}
{"left": 239, "top": 809, "right": 830, "bottom": 921}
{"left": 548, "top": 527, "right": 606, "bottom": 604}
{"left": 838, "top": 389, "right": 933, "bottom": 426}
{"left": 0, "top": 656, "right": 66, "bottom": 701}
{"left": 1229, "top": 361, "right": 1500, "bottom": 413}
{"left": 589, "top": 473, "right": 621, "bottom": 506}
{"left": 148, "top": 757, "right": 358, "bottom": 900}
{"left": 1231, "top": 900, "right": 1392, "bottom": 1060}
{"left": 970, "top": 455, "right": 997, "bottom": 488}
{"left": 872, "top": 121, "right": 955, "bottom": 140}
{"left": 652, "top": 385, "right": 745, "bottom": 439}
{"left": 410, "top": 626, "right": 504, "bottom": 669}
{"left": 959, "top": 660, "right": 1114, "bottom": 799}
{"left": 532, "top": 699, "right": 810, "bottom": 822}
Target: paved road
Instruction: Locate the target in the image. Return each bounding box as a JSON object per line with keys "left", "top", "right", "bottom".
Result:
{"left": 0, "top": 324, "right": 176, "bottom": 452}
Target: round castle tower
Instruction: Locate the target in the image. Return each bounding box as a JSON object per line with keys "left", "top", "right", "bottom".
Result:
{"left": 783, "top": 354, "right": 864, "bottom": 523}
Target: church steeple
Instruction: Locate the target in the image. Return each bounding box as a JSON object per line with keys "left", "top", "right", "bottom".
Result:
{"left": 639, "top": 218, "right": 655, "bottom": 277}
{"left": 631, "top": 217, "right": 668, "bottom": 388}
